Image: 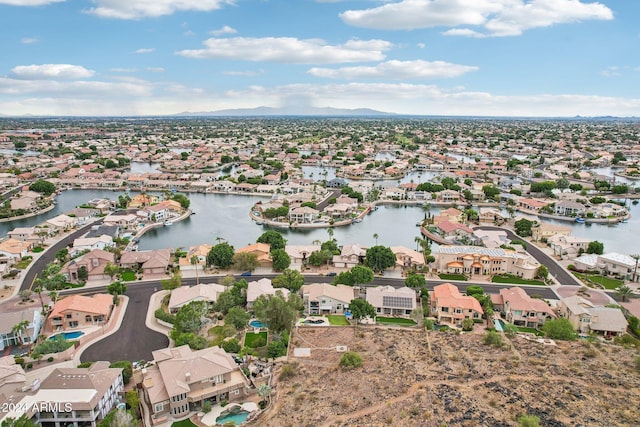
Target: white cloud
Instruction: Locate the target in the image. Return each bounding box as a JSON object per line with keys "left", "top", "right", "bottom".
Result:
{"left": 111, "top": 67, "right": 138, "bottom": 73}
{"left": 210, "top": 25, "right": 237, "bottom": 36}
{"left": 135, "top": 48, "right": 155, "bottom": 54}
{"left": 86, "top": 0, "right": 235, "bottom": 20}
{"left": 146, "top": 67, "right": 165, "bottom": 73}
{"left": 308, "top": 59, "right": 478, "bottom": 79}
{"left": 0, "top": 76, "right": 151, "bottom": 96}
{"left": 340, "top": 0, "right": 613, "bottom": 37}
{"left": 0, "top": 0, "right": 64, "bottom": 5}
{"left": 20, "top": 37, "right": 39, "bottom": 44}
{"left": 11, "top": 64, "right": 95, "bottom": 80}
{"left": 177, "top": 37, "right": 392, "bottom": 64}
{"left": 601, "top": 66, "right": 620, "bottom": 77}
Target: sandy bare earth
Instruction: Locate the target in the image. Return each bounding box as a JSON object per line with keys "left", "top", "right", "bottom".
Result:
{"left": 256, "top": 326, "right": 640, "bottom": 427}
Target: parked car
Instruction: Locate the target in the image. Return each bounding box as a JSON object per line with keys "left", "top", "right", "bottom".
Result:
{"left": 326, "top": 272, "right": 337, "bottom": 277}
{"left": 240, "top": 271, "right": 252, "bottom": 277}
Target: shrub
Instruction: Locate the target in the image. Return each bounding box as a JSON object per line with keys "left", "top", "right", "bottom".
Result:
{"left": 483, "top": 331, "right": 504, "bottom": 348}
{"left": 202, "top": 400, "right": 212, "bottom": 414}
{"left": 635, "top": 356, "right": 640, "bottom": 371}
{"left": 517, "top": 414, "right": 541, "bottom": 427}
{"left": 32, "top": 336, "right": 73, "bottom": 355}
{"left": 250, "top": 337, "right": 267, "bottom": 348}
{"left": 339, "top": 351, "right": 363, "bottom": 369}
{"left": 110, "top": 361, "right": 133, "bottom": 384}
{"left": 154, "top": 308, "right": 176, "bottom": 324}
{"left": 221, "top": 338, "right": 241, "bottom": 354}
{"left": 26, "top": 363, "right": 33, "bottom": 369}
{"left": 542, "top": 318, "right": 577, "bottom": 341}
{"left": 14, "top": 357, "right": 24, "bottom": 366}
{"left": 47, "top": 357, "right": 54, "bottom": 362}
{"left": 78, "top": 361, "right": 93, "bottom": 368}
{"left": 424, "top": 319, "right": 435, "bottom": 330}
{"left": 279, "top": 364, "right": 297, "bottom": 381}
{"left": 461, "top": 318, "right": 474, "bottom": 331}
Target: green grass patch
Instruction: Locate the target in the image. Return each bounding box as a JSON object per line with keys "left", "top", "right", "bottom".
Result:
{"left": 208, "top": 324, "right": 237, "bottom": 347}
{"left": 438, "top": 273, "right": 467, "bottom": 281}
{"left": 63, "top": 282, "right": 85, "bottom": 289}
{"left": 171, "top": 420, "right": 197, "bottom": 427}
{"left": 376, "top": 317, "right": 417, "bottom": 326}
{"left": 32, "top": 247, "right": 44, "bottom": 253}
{"left": 516, "top": 326, "right": 544, "bottom": 336}
{"left": 491, "top": 274, "right": 545, "bottom": 286}
{"left": 327, "top": 315, "right": 350, "bottom": 326}
{"left": 245, "top": 331, "right": 268, "bottom": 348}
{"left": 120, "top": 270, "right": 136, "bottom": 281}
{"left": 574, "top": 272, "right": 624, "bottom": 290}
{"left": 14, "top": 259, "right": 32, "bottom": 269}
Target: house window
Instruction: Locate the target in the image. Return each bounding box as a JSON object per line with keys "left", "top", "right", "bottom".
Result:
{"left": 441, "top": 307, "right": 449, "bottom": 312}
{"left": 154, "top": 403, "right": 163, "bottom": 413}
{"left": 69, "top": 321, "right": 78, "bottom": 328}
{"left": 65, "top": 314, "right": 72, "bottom": 319}
{"left": 232, "top": 389, "right": 240, "bottom": 395}
{"left": 85, "top": 315, "right": 92, "bottom": 322}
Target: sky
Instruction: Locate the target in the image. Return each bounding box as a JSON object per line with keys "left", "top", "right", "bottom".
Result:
{"left": 0, "top": 0, "right": 639, "bottom": 117}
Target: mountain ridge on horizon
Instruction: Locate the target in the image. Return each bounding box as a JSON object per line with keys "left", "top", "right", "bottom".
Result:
{"left": 173, "top": 105, "right": 396, "bottom": 117}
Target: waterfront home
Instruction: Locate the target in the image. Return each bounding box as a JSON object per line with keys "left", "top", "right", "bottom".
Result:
{"left": 554, "top": 200, "right": 586, "bottom": 217}
{"left": 48, "top": 293, "right": 114, "bottom": 331}
{"left": 434, "top": 207, "right": 464, "bottom": 224}
{"left": 120, "top": 249, "right": 172, "bottom": 276}
{"left": 478, "top": 207, "right": 508, "bottom": 224}
{"left": 0, "top": 309, "right": 43, "bottom": 350}
{"left": 61, "top": 249, "right": 115, "bottom": 283}
{"left": 0, "top": 238, "right": 32, "bottom": 264}
{"left": 433, "top": 220, "right": 475, "bottom": 242}
{"left": 557, "top": 295, "right": 627, "bottom": 338}
{"left": 289, "top": 206, "right": 320, "bottom": 224}
{"left": 473, "top": 229, "right": 509, "bottom": 249}
{"left": 596, "top": 253, "right": 636, "bottom": 280}
{"left": 531, "top": 223, "right": 572, "bottom": 242}
{"left": 572, "top": 254, "right": 599, "bottom": 271}
{"left": 45, "top": 214, "right": 77, "bottom": 233}
{"left": 332, "top": 244, "right": 367, "bottom": 269}
{"left": 129, "top": 193, "right": 159, "bottom": 208}
{"left": 429, "top": 283, "right": 483, "bottom": 326}
{"left": 6, "top": 362, "right": 125, "bottom": 427}
{"left": 71, "top": 235, "right": 114, "bottom": 256}
{"left": 168, "top": 283, "right": 226, "bottom": 314}
{"left": 436, "top": 189, "right": 460, "bottom": 203}
{"left": 178, "top": 244, "right": 212, "bottom": 270}
{"left": 142, "top": 345, "right": 252, "bottom": 422}
{"left": 390, "top": 246, "right": 425, "bottom": 270}
{"left": 366, "top": 285, "right": 417, "bottom": 318}
{"left": 547, "top": 235, "right": 591, "bottom": 258}
{"left": 144, "top": 204, "right": 168, "bottom": 222}
{"left": 301, "top": 283, "right": 355, "bottom": 315}
{"left": 285, "top": 244, "right": 321, "bottom": 267}
{"left": 235, "top": 243, "right": 272, "bottom": 268}
{"left": 436, "top": 246, "right": 539, "bottom": 279}
{"left": 493, "top": 287, "right": 556, "bottom": 328}
{"left": 246, "top": 278, "right": 290, "bottom": 309}
{"left": 516, "top": 197, "right": 551, "bottom": 212}
{"left": 9, "top": 194, "right": 38, "bottom": 211}
{"left": 67, "top": 207, "right": 100, "bottom": 224}
{"left": 85, "top": 225, "right": 121, "bottom": 240}
{"left": 6, "top": 227, "right": 39, "bottom": 243}
{"left": 102, "top": 212, "right": 139, "bottom": 228}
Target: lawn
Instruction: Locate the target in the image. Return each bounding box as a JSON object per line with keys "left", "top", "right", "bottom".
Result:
{"left": 574, "top": 272, "right": 624, "bottom": 290}
{"left": 245, "top": 331, "right": 268, "bottom": 348}
{"left": 438, "top": 273, "right": 467, "bottom": 281}
{"left": 376, "top": 317, "right": 417, "bottom": 326}
{"left": 32, "top": 247, "right": 44, "bottom": 253}
{"left": 171, "top": 420, "right": 197, "bottom": 427}
{"left": 327, "top": 315, "right": 350, "bottom": 326}
{"left": 14, "top": 259, "right": 32, "bottom": 269}
{"left": 208, "top": 324, "right": 237, "bottom": 347}
{"left": 120, "top": 270, "right": 136, "bottom": 281}
{"left": 491, "top": 274, "right": 545, "bottom": 286}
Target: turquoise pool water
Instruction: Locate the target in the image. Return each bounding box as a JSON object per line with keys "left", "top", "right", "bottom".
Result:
{"left": 249, "top": 320, "right": 265, "bottom": 328}
{"left": 48, "top": 331, "right": 84, "bottom": 341}
{"left": 216, "top": 410, "right": 249, "bottom": 425}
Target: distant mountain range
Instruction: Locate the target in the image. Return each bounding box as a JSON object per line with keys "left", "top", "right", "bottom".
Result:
{"left": 173, "top": 106, "right": 395, "bottom": 117}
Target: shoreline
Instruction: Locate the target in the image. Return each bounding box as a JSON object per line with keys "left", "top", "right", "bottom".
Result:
{"left": 0, "top": 201, "right": 55, "bottom": 223}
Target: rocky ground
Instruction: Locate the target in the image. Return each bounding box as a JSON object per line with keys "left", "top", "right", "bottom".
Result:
{"left": 256, "top": 326, "right": 640, "bottom": 427}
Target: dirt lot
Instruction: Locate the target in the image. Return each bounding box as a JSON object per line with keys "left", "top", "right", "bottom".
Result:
{"left": 256, "top": 326, "right": 640, "bottom": 427}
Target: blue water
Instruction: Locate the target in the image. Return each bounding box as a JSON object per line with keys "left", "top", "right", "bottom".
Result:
{"left": 249, "top": 320, "right": 265, "bottom": 328}
{"left": 216, "top": 411, "right": 250, "bottom": 425}
{"left": 48, "top": 331, "right": 84, "bottom": 340}
{"left": 494, "top": 319, "right": 505, "bottom": 332}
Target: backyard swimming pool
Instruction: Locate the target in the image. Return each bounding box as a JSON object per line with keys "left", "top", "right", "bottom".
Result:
{"left": 249, "top": 320, "right": 265, "bottom": 328}
{"left": 48, "top": 331, "right": 85, "bottom": 341}
{"left": 216, "top": 406, "right": 250, "bottom": 425}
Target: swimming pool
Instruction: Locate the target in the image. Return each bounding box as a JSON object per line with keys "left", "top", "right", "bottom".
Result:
{"left": 249, "top": 320, "right": 265, "bottom": 328}
{"left": 216, "top": 406, "right": 250, "bottom": 425}
{"left": 48, "top": 331, "right": 85, "bottom": 341}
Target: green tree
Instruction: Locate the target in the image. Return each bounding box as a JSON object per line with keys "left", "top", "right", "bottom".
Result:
{"left": 517, "top": 414, "right": 541, "bottom": 427}
{"left": 586, "top": 241, "right": 604, "bottom": 255}
{"left": 125, "top": 389, "right": 140, "bottom": 418}
{"left": 207, "top": 242, "right": 235, "bottom": 268}
{"left": 270, "top": 249, "right": 291, "bottom": 272}
{"left": 190, "top": 255, "right": 200, "bottom": 285}
{"left": 272, "top": 268, "right": 304, "bottom": 292}
{"left": 110, "top": 361, "right": 133, "bottom": 384}
{"left": 461, "top": 318, "right": 474, "bottom": 331}
{"left": 257, "top": 230, "right": 287, "bottom": 251}
{"left": 465, "top": 286, "right": 484, "bottom": 297}
{"left": 308, "top": 250, "right": 332, "bottom": 267}
{"left": 252, "top": 292, "right": 302, "bottom": 333}
{"left": 55, "top": 248, "right": 69, "bottom": 263}
{"left": 29, "top": 179, "right": 57, "bottom": 196}
{"left": 514, "top": 218, "right": 534, "bottom": 237}
{"left": 35, "top": 263, "right": 67, "bottom": 291}
{"left": 405, "top": 273, "right": 426, "bottom": 288}
{"left": 365, "top": 245, "right": 396, "bottom": 273}
{"left": 482, "top": 331, "right": 503, "bottom": 347}
{"left": 107, "top": 281, "right": 127, "bottom": 301}
{"left": 615, "top": 285, "right": 633, "bottom": 302}
{"left": 332, "top": 271, "right": 354, "bottom": 286}
{"left": 174, "top": 301, "right": 208, "bottom": 334}
{"left": 482, "top": 185, "right": 500, "bottom": 200}
{"left": 257, "top": 383, "right": 272, "bottom": 403}
{"left": 542, "top": 318, "right": 577, "bottom": 340}
{"left": 321, "top": 239, "right": 340, "bottom": 254}
{"left": 339, "top": 351, "right": 363, "bottom": 369}
{"left": 350, "top": 265, "right": 374, "bottom": 285}
{"left": 225, "top": 306, "right": 251, "bottom": 329}
{"left": 104, "top": 262, "right": 120, "bottom": 281}
{"left": 535, "top": 265, "right": 549, "bottom": 280}
{"left": 161, "top": 272, "right": 182, "bottom": 292}
{"left": 232, "top": 252, "right": 259, "bottom": 272}
{"left": 171, "top": 193, "right": 191, "bottom": 209}
{"left": 349, "top": 298, "right": 376, "bottom": 325}
{"left": 1, "top": 415, "right": 38, "bottom": 427}
{"left": 215, "top": 280, "right": 248, "bottom": 314}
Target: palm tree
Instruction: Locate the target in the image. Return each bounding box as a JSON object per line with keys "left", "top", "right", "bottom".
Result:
{"left": 414, "top": 236, "right": 423, "bottom": 252}
{"left": 373, "top": 233, "right": 379, "bottom": 245}
{"left": 327, "top": 227, "right": 334, "bottom": 241}
{"left": 12, "top": 320, "right": 30, "bottom": 346}
{"left": 615, "top": 285, "right": 633, "bottom": 302}
{"left": 631, "top": 254, "right": 640, "bottom": 283}
{"left": 421, "top": 203, "right": 431, "bottom": 221}
{"left": 34, "top": 286, "right": 46, "bottom": 313}
{"left": 190, "top": 255, "right": 200, "bottom": 285}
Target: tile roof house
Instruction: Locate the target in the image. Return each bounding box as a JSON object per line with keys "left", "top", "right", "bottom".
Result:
{"left": 285, "top": 244, "right": 321, "bottom": 265}
{"left": 246, "top": 278, "right": 290, "bottom": 309}
{"left": 168, "top": 284, "right": 226, "bottom": 314}
{"left": 120, "top": 248, "right": 171, "bottom": 276}
{"left": 301, "top": 283, "right": 355, "bottom": 315}
{"left": 366, "top": 286, "right": 417, "bottom": 318}
{"left": 332, "top": 244, "right": 366, "bottom": 269}
{"left": 71, "top": 235, "right": 114, "bottom": 256}
{"left": 0, "top": 309, "right": 44, "bottom": 350}
{"left": 178, "top": 244, "right": 212, "bottom": 270}
{"left": 389, "top": 246, "right": 425, "bottom": 270}
{"left": 436, "top": 246, "right": 539, "bottom": 280}
{"left": 497, "top": 287, "right": 556, "bottom": 328}
{"left": 557, "top": 295, "right": 628, "bottom": 338}
{"left": 142, "top": 345, "right": 251, "bottom": 421}
{"left": 48, "top": 294, "right": 114, "bottom": 331}
{"left": 235, "top": 243, "right": 272, "bottom": 267}
{"left": 0, "top": 356, "right": 26, "bottom": 402}
{"left": 430, "top": 283, "right": 483, "bottom": 325}
{"left": 62, "top": 249, "right": 115, "bottom": 283}
{"left": 0, "top": 238, "right": 32, "bottom": 263}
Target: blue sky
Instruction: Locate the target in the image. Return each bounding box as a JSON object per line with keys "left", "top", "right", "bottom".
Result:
{"left": 0, "top": 0, "right": 638, "bottom": 116}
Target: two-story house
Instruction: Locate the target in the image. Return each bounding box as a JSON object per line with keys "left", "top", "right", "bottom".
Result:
{"left": 48, "top": 294, "right": 114, "bottom": 331}
{"left": 494, "top": 287, "right": 556, "bottom": 328}
{"left": 430, "top": 283, "right": 483, "bottom": 326}
{"left": 366, "top": 286, "right": 417, "bottom": 318}
{"left": 301, "top": 283, "right": 355, "bottom": 315}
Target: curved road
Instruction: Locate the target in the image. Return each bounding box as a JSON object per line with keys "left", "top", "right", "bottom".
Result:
{"left": 70, "top": 273, "right": 556, "bottom": 363}
{"left": 475, "top": 226, "right": 581, "bottom": 286}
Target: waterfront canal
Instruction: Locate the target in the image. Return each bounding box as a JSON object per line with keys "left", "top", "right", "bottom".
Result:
{"left": 0, "top": 189, "right": 638, "bottom": 254}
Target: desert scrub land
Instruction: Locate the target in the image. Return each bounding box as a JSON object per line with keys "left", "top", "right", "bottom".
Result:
{"left": 256, "top": 326, "right": 640, "bottom": 427}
